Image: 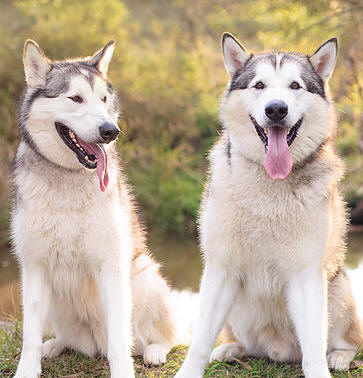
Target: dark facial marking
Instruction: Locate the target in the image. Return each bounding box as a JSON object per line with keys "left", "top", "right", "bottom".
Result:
{"left": 305, "top": 58, "right": 325, "bottom": 97}
{"left": 229, "top": 54, "right": 255, "bottom": 92}
{"left": 268, "top": 54, "right": 277, "bottom": 69}
{"left": 51, "top": 62, "right": 98, "bottom": 90}
{"left": 229, "top": 51, "right": 325, "bottom": 98}
{"left": 228, "top": 53, "right": 280, "bottom": 93}
{"left": 280, "top": 53, "right": 325, "bottom": 98}
{"left": 18, "top": 88, "right": 50, "bottom": 153}
{"left": 18, "top": 60, "right": 114, "bottom": 163}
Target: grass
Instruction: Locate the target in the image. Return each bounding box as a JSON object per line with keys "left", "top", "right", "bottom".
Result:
{"left": 1, "top": 320, "right": 362, "bottom": 377}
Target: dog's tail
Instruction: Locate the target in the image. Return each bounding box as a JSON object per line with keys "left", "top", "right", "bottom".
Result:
{"left": 170, "top": 289, "right": 199, "bottom": 346}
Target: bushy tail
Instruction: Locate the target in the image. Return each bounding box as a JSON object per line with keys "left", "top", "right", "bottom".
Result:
{"left": 170, "top": 289, "right": 199, "bottom": 346}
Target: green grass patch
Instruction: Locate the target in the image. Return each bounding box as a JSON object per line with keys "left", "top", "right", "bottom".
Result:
{"left": 1, "top": 320, "right": 362, "bottom": 377}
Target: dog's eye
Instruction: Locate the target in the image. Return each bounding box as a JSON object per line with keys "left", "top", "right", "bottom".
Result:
{"left": 255, "top": 81, "right": 264, "bottom": 89}
{"left": 102, "top": 96, "right": 107, "bottom": 103}
{"left": 290, "top": 82, "right": 301, "bottom": 90}
{"left": 68, "top": 95, "right": 83, "bottom": 103}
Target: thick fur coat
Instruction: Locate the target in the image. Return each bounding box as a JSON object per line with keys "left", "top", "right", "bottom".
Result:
{"left": 11, "top": 41, "right": 180, "bottom": 378}
{"left": 176, "top": 34, "right": 362, "bottom": 378}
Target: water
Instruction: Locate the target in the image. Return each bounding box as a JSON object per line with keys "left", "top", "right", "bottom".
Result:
{"left": 0, "top": 231, "right": 362, "bottom": 318}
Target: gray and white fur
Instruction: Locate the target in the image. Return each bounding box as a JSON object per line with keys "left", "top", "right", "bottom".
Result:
{"left": 11, "top": 40, "right": 192, "bottom": 378}
{"left": 176, "top": 33, "right": 362, "bottom": 378}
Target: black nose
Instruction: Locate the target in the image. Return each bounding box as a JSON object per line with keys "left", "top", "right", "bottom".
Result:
{"left": 99, "top": 123, "right": 119, "bottom": 143}
{"left": 265, "top": 100, "right": 288, "bottom": 122}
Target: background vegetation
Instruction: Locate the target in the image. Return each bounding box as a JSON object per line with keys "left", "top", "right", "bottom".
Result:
{"left": 0, "top": 0, "right": 362, "bottom": 239}
{"left": 0, "top": 1, "right": 362, "bottom": 376}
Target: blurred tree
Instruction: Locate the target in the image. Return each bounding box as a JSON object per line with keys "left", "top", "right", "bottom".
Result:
{"left": 0, "top": 0, "right": 361, "bottom": 237}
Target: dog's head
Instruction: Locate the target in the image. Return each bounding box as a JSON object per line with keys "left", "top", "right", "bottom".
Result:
{"left": 220, "top": 33, "right": 338, "bottom": 179}
{"left": 22, "top": 40, "right": 120, "bottom": 191}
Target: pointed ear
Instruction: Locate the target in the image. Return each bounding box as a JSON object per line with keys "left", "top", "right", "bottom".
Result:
{"left": 88, "top": 41, "right": 115, "bottom": 76}
{"left": 23, "top": 40, "right": 52, "bottom": 88}
{"left": 222, "top": 33, "right": 251, "bottom": 77}
{"left": 310, "top": 38, "right": 338, "bottom": 82}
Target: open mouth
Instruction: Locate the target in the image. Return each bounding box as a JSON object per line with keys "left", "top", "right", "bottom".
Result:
{"left": 249, "top": 116, "right": 303, "bottom": 180}
{"left": 249, "top": 116, "right": 303, "bottom": 149}
{"left": 55, "top": 122, "right": 109, "bottom": 191}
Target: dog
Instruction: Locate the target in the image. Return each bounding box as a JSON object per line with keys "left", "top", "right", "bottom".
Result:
{"left": 11, "top": 40, "right": 187, "bottom": 378}
{"left": 175, "top": 33, "right": 362, "bottom": 378}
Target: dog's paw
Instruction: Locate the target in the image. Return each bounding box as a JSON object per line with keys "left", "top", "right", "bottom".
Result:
{"left": 303, "top": 361, "right": 331, "bottom": 378}
{"left": 210, "top": 342, "right": 245, "bottom": 363}
{"left": 13, "top": 361, "right": 41, "bottom": 378}
{"left": 13, "top": 374, "right": 40, "bottom": 378}
{"left": 42, "top": 338, "right": 64, "bottom": 358}
{"left": 108, "top": 356, "right": 135, "bottom": 378}
{"left": 143, "top": 343, "right": 167, "bottom": 366}
{"left": 175, "top": 365, "right": 204, "bottom": 378}
{"left": 327, "top": 350, "right": 353, "bottom": 371}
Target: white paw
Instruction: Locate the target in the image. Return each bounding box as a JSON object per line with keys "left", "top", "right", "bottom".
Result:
{"left": 42, "top": 338, "right": 64, "bottom": 358}
{"left": 110, "top": 366, "right": 135, "bottom": 378}
{"left": 143, "top": 343, "right": 167, "bottom": 366}
{"left": 175, "top": 365, "right": 203, "bottom": 378}
{"left": 108, "top": 355, "right": 135, "bottom": 377}
{"left": 327, "top": 350, "right": 353, "bottom": 371}
{"left": 13, "top": 361, "right": 41, "bottom": 378}
{"left": 13, "top": 374, "right": 40, "bottom": 378}
{"left": 210, "top": 342, "right": 245, "bottom": 363}
{"left": 303, "top": 362, "right": 331, "bottom": 378}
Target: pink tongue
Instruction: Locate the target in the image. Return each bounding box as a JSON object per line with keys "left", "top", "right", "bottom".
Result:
{"left": 264, "top": 127, "right": 293, "bottom": 180}
{"left": 78, "top": 140, "right": 109, "bottom": 192}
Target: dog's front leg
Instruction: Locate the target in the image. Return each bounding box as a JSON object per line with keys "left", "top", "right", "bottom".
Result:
{"left": 14, "top": 266, "right": 49, "bottom": 378}
{"left": 96, "top": 264, "right": 134, "bottom": 378}
{"left": 287, "top": 266, "right": 331, "bottom": 378}
{"left": 175, "top": 265, "right": 239, "bottom": 378}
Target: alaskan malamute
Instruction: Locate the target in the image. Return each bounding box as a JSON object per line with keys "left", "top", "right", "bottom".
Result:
{"left": 11, "top": 40, "right": 182, "bottom": 378}
{"left": 176, "top": 34, "right": 362, "bottom": 378}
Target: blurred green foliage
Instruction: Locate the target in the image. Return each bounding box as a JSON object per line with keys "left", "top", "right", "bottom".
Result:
{"left": 0, "top": 0, "right": 362, "bottom": 236}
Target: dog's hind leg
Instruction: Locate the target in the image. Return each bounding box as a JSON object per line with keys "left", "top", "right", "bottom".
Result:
{"left": 44, "top": 298, "right": 98, "bottom": 358}
{"left": 42, "top": 323, "right": 97, "bottom": 358}
{"left": 42, "top": 338, "right": 65, "bottom": 358}
{"left": 327, "top": 350, "right": 357, "bottom": 371}
{"left": 132, "top": 254, "right": 176, "bottom": 366}
{"left": 327, "top": 270, "right": 362, "bottom": 371}
{"left": 210, "top": 323, "right": 246, "bottom": 363}
{"left": 210, "top": 342, "right": 246, "bottom": 363}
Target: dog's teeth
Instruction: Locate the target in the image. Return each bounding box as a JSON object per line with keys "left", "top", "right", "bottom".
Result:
{"left": 76, "top": 143, "right": 80, "bottom": 148}
{"left": 69, "top": 131, "right": 75, "bottom": 138}
{"left": 85, "top": 156, "right": 89, "bottom": 161}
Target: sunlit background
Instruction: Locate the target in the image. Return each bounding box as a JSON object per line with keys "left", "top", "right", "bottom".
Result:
{"left": 0, "top": 0, "right": 362, "bottom": 318}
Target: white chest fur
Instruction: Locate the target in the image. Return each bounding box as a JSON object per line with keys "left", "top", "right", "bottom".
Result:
{"left": 11, "top": 144, "right": 132, "bottom": 290}
{"left": 199, "top": 143, "right": 336, "bottom": 280}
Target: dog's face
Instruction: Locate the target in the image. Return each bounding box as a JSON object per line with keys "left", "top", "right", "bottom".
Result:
{"left": 220, "top": 33, "right": 338, "bottom": 179}
{"left": 22, "top": 40, "right": 120, "bottom": 191}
